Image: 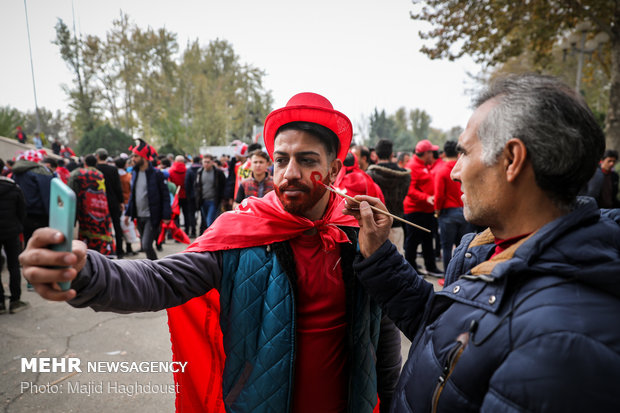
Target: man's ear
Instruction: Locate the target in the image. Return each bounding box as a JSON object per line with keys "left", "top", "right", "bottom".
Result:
{"left": 328, "top": 158, "right": 342, "bottom": 184}
{"left": 503, "top": 138, "right": 528, "bottom": 183}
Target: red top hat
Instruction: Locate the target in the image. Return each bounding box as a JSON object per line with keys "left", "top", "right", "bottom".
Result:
{"left": 263, "top": 92, "right": 352, "bottom": 162}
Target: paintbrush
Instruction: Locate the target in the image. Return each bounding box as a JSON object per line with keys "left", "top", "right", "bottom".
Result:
{"left": 320, "top": 182, "right": 431, "bottom": 232}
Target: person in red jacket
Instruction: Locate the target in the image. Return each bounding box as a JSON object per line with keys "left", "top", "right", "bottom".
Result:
{"left": 433, "top": 140, "right": 474, "bottom": 271}
{"left": 334, "top": 151, "right": 385, "bottom": 203}
{"left": 168, "top": 155, "right": 190, "bottom": 236}
{"left": 403, "top": 139, "right": 443, "bottom": 277}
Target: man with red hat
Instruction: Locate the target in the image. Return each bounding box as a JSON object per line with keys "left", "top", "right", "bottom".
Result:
{"left": 403, "top": 139, "right": 443, "bottom": 277}
{"left": 124, "top": 138, "right": 171, "bottom": 260}
{"left": 21, "top": 93, "right": 384, "bottom": 413}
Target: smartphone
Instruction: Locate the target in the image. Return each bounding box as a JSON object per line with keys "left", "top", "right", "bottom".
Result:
{"left": 49, "top": 178, "right": 77, "bottom": 291}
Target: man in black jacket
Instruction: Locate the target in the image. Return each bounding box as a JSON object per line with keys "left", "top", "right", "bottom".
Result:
{"left": 366, "top": 139, "right": 411, "bottom": 256}
{"left": 125, "top": 140, "right": 171, "bottom": 260}
{"left": 0, "top": 174, "right": 27, "bottom": 313}
{"left": 583, "top": 149, "right": 619, "bottom": 208}
{"left": 195, "top": 154, "right": 226, "bottom": 233}
{"left": 183, "top": 155, "right": 202, "bottom": 238}
{"left": 95, "top": 148, "right": 124, "bottom": 258}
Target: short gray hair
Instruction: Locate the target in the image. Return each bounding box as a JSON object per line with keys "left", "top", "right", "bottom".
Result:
{"left": 474, "top": 74, "right": 605, "bottom": 207}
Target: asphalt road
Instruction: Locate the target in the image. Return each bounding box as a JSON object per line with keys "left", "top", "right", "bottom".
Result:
{"left": 0, "top": 238, "right": 440, "bottom": 413}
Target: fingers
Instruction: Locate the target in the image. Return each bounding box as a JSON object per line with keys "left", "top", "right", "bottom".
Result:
{"left": 72, "top": 240, "right": 87, "bottom": 272}
{"left": 22, "top": 264, "right": 76, "bottom": 284}
{"left": 20, "top": 242, "right": 78, "bottom": 269}
{"left": 25, "top": 227, "right": 66, "bottom": 249}
{"left": 33, "top": 283, "right": 77, "bottom": 302}
{"left": 358, "top": 201, "right": 376, "bottom": 227}
{"left": 23, "top": 265, "right": 78, "bottom": 302}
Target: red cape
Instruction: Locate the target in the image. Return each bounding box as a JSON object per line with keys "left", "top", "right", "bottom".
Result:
{"left": 168, "top": 191, "right": 358, "bottom": 412}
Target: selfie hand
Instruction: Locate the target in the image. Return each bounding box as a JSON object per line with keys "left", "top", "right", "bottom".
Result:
{"left": 19, "top": 228, "right": 87, "bottom": 301}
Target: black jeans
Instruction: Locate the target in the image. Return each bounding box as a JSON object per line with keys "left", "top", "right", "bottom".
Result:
{"left": 179, "top": 197, "right": 195, "bottom": 235}
{"left": 0, "top": 235, "right": 23, "bottom": 302}
{"left": 404, "top": 212, "right": 439, "bottom": 273}
{"left": 110, "top": 207, "right": 123, "bottom": 256}
{"left": 136, "top": 217, "right": 157, "bottom": 260}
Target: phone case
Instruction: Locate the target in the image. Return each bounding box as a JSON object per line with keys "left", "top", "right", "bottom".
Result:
{"left": 49, "top": 178, "right": 77, "bottom": 291}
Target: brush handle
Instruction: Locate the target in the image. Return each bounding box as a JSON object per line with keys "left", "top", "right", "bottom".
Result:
{"left": 326, "top": 185, "right": 430, "bottom": 232}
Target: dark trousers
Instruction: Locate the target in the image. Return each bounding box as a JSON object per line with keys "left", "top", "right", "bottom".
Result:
{"left": 110, "top": 207, "right": 123, "bottom": 255}
{"left": 0, "top": 235, "right": 23, "bottom": 302}
{"left": 376, "top": 315, "right": 402, "bottom": 413}
{"left": 23, "top": 214, "right": 49, "bottom": 246}
{"left": 179, "top": 198, "right": 195, "bottom": 236}
{"left": 438, "top": 207, "right": 474, "bottom": 271}
{"left": 404, "top": 212, "right": 439, "bottom": 273}
{"left": 136, "top": 217, "right": 157, "bottom": 260}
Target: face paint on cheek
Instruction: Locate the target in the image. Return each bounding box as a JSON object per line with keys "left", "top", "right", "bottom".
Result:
{"left": 310, "top": 171, "right": 325, "bottom": 189}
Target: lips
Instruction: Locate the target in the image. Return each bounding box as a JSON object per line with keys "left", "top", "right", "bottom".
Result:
{"left": 278, "top": 183, "right": 310, "bottom": 196}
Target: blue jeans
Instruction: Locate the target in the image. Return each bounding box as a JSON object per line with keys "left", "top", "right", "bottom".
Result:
{"left": 200, "top": 199, "right": 218, "bottom": 232}
{"left": 438, "top": 207, "right": 474, "bottom": 271}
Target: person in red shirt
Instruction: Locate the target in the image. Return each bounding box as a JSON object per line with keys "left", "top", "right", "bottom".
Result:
{"left": 433, "top": 140, "right": 475, "bottom": 271}
{"left": 403, "top": 139, "right": 443, "bottom": 277}
{"left": 55, "top": 159, "right": 71, "bottom": 184}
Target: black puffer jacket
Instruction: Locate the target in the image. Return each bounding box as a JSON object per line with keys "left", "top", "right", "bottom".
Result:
{"left": 355, "top": 198, "right": 620, "bottom": 412}
{"left": 366, "top": 162, "right": 411, "bottom": 227}
{"left": 0, "top": 176, "right": 26, "bottom": 239}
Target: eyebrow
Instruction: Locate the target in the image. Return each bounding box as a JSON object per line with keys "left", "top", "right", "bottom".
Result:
{"left": 273, "top": 150, "right": 321, "bottom": 157}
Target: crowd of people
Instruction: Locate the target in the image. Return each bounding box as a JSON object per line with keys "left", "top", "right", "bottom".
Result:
{"left": 3, "top": 73, "right": 620, "bottom": 412}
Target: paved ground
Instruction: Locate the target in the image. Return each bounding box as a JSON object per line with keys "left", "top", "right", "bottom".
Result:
{"left": 0, "top": 239, "right": 441, "bottom": 412}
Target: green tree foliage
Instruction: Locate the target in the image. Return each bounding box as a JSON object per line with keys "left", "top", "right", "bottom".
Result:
{"left": 54, "top": 13, "right": 272, "bottom": 155}
{"left": 77, "top": 124, "right": 133, "bottom": 156}
{"left": 411, "top": 0, "right": 620, "bottom": 151}
{"left": 0, "top": 106, "right": 26, "bottom": 138}
{"left": 368, "top": 107, "right": 444, "bottom": 151}
{"left": 54, "top": 19, "right": 100, "bottom": 136}
{"left": 409, "top": 109, "right": 432, "bottom": 141}
{"left": 485, "top": 47, "right": 609, "bottom": 130}
{"left": 369, "top": 109, "right": 398, "bottom": 144}
{"left": 158, "top": 142, "right": 185, "bottom": 157}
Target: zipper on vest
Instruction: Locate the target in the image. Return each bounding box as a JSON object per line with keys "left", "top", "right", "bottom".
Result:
{"left": 284, "top": 254, "right": 297, "bottom": 413}
{"left": 431, "top": 332, "right": 469, "bottom": 413}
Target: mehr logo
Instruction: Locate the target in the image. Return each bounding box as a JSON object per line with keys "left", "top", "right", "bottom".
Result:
{"left": 21, "top": 358, "right": 82, "bottom": 373}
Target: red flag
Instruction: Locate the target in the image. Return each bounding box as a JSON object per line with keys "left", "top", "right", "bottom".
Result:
{"left": 168, "top": 291, "right": 225, "bottom": 412}
{"left": 171, "top": 189, "right": 181, "bottom": 218}
{"left": 158, "top": 220, "right": 190, "bottom": 245}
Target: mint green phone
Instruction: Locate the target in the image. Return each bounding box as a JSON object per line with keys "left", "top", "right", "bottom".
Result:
{"left": 49, "top": 178, "right": 77, "bottom": 291}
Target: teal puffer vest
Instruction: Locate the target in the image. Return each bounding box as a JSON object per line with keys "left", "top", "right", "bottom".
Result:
{"left": 219, "top": 229, "right": 381, "bottom": 412}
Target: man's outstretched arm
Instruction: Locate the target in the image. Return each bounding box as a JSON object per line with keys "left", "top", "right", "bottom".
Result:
{"left": 20, "top": 227, "right": 221, "bottom": 313}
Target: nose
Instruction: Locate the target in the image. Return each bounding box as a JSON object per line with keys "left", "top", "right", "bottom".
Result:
{"left": 451, "top": 155, "right": 462, "bottom": 182}
{"left": 283, "top": 159, "right": 302, "bottom": 182}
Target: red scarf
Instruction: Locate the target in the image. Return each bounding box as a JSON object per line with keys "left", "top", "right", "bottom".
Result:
{"left": 168, "top": 190, "right": 357, "bottom": 412}
{"left": 186, "top": 190, "right": 357, "bottom": 252}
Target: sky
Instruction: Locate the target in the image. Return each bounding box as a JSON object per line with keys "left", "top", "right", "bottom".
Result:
{"left": 1, "top": 0, "right": 482, "bottom": 139}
